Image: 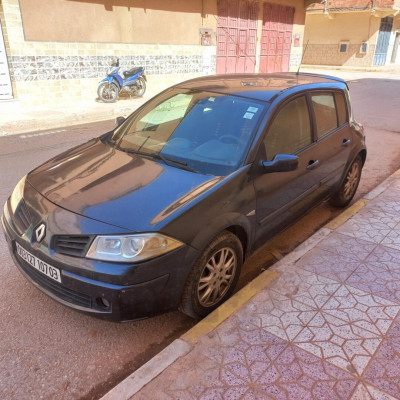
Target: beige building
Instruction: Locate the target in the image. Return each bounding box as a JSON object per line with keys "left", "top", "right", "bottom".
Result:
{"left": 0, "top": 0, "right": 313, "bottom": 106}
{"left": 303, "top": 0, "right": 400, "bottom": 68}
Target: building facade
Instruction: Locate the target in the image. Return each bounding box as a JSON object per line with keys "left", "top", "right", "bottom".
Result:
{"left": 0, "top": 0, "right": 309, "bottom": 106}
{"left": 303, "top": 0, "right": 400, "bottom": 67}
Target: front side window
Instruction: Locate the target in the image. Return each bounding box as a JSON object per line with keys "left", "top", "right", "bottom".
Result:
{"left": 264, "top": 96, "right": 312, "bottom": 161}
{"left": 112, "top": 90, "right": 266, "bottom": 175}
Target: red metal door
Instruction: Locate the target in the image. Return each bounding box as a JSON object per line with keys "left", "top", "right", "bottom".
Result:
{"left": 260, "top": 3, "right": 294, "bottom": 73}
{"left": 216, "top": 0, "right": 258, "bottom": 74}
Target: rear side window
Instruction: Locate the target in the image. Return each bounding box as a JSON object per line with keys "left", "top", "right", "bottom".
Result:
{"left": 311, "top": 93, "right": 338, "bottom": 138}
{"left": 335, "top": 91, "right": 348, "bottom": 126}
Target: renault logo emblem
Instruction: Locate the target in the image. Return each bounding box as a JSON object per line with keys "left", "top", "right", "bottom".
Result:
{"left": 35, "top": 223, "right": 46, "bottom": 243}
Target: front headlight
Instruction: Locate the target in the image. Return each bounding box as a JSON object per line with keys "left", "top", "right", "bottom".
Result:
{"left": 86, "top": 233, "right": 184, "bottom": 262}
{"left": 10, "top": 175, "right": 26, "bottom": 214}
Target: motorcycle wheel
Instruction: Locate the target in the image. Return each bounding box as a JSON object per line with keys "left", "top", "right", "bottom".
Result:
{"left": 133, "top": 77, "right": 146, "bottom": 97}
{"left": 97, "top": 82, "right": 119, "bottom": 103}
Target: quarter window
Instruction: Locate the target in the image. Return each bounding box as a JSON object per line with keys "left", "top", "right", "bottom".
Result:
{"left": 335, "top": 91, "right": 348, "bottom": 126}
{"left": 311, "top": 93, "right": 338, "bottom": 138}
{"left": 264, "top": 96, "right": 311, "bottom": 161}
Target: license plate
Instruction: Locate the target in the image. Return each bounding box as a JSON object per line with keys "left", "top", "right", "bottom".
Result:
{"left": 16, "top": 242, "right": 61, "bottom": 283}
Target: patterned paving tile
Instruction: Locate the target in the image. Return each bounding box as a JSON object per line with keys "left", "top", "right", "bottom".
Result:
{"left": 235, "top": 270, "right": 400, "bottom": 377}
{"left": 336, "top": 207, "right": 400, "bottom": 245}
{"left": 364, "top": 244, "right": 400, "bottom": 267}
{"left": 381, "top": 222, "right": 400, "bottom": 252}
{"left": 366, "top": 187, "right": 400, "bottom": 216}
{"left": 343, "top": 241, "right": 400, "bottom": 305}
{"left": 364, "top": 318, "right": 400, "bottom": 399}
{"left": 134, "top": 319, "right": 358, "bottom": 400}
{"left": 364, "top": 319, "right": 400, "bottom": 398}
{"left": 350, "top": 384, "right": 398, "bottom": 400}
{"left": 234, "top": 269, "right": 341, "bottom": 331}
{"left": 312, "top": 233, "right": 377, "bottom": 263}
{"left": 296, "top": 247, "right": 361, "bottom": 283}
{"left": 346, "top": 262, "right": 400, "bottom": 303}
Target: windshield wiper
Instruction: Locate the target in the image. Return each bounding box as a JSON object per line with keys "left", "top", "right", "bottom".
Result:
{"left": 153, "top": 153, "right": 198, "bottom": 173}
{"left": 120, "top": 148, "right": 197, "bottom": 173}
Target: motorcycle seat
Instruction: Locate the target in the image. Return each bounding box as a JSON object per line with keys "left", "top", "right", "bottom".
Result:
{"left": 123, "top": 67, "right": 144, "bottom": 78}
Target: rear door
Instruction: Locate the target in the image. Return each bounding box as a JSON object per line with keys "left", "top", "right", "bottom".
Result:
{"left": 309, "top": 90, "right": 354, "bottom": 192}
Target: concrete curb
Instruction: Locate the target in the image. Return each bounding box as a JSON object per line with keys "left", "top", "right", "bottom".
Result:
{"left": 100, "top": 169, "right": 400, "bottom": 400}
{"left": 101, "top": 339, "right": 192, "bottom": 400}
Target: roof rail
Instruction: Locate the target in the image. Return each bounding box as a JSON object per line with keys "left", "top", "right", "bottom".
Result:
{"left": 297, "top": 71, "right": 347, "bottom": 85}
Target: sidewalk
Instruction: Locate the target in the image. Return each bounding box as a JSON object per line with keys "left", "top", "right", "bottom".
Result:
{"left": 0, "top": 95, "right": 150, "bottom": 136}
{"left": 102, "top": 169, "right": 400, "bottom": 400}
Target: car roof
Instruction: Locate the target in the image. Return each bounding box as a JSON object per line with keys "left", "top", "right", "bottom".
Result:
{"left": 175, "top": 72, "right": 347, "bottom": 102}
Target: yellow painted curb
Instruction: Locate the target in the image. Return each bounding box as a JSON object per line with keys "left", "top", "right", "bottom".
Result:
{"left": 182, "top": 270, "right": 279, "bottom": 346}
{"left": 325, "top": 198, "right": 369, "bottom": 230}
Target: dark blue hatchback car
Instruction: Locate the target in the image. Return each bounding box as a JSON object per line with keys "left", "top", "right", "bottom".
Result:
{"left": 2, "top": 73, "right": 366, "bottom": 321}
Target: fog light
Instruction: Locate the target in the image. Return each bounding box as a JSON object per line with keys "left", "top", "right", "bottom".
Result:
{"left": 96, "top": 297, "right": 110, "bottom": 309}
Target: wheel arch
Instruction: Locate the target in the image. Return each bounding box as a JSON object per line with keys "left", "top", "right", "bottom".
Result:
{"left": 187, "top": 213, "right": 253, "bottom": 263}
{"left": 225, "top": 225, "right": 249, "bottom": 261}
{"left": 359, "top": 149, "right": 367, "bottom": 166}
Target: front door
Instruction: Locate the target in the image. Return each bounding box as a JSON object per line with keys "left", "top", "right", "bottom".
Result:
{"left": 216, "top": 0, "right": 258, "bottom": 74}
{"left": 254, "top": 95, "right": 322, "bottom": 242}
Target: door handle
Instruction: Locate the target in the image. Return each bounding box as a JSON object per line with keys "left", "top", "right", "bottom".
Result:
{"left": 342, "top": 139, "right": 351, "bottom": 147}
{"left": 307, "top": 160, "right": 319, "bottom": 170}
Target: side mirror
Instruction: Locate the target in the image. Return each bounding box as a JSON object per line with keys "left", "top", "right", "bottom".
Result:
{"left": 262, "top": 154, "right": 299, "bottom": 173}
{"left": 115, "top": 116, "right": 126, "bottom": 126}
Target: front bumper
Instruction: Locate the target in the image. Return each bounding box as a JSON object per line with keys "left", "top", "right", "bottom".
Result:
{"left": 2, "top": 199, "right": 198, "bottom": 322}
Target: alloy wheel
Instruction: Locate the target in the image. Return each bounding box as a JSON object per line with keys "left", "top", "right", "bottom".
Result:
{"left": 343, "top": 162, "right": 360, "bottom": 200}
{"left": 197, "top": 247, "right": 237, "bottom": 307}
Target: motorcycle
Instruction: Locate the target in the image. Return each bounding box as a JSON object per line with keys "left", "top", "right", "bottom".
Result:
{"left": 97, "top": 58, "right": 147, "bottom": 103}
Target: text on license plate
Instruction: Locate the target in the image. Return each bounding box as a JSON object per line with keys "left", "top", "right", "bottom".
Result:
{"left": 16, "top": 243, "right": 61, "bottom": 283}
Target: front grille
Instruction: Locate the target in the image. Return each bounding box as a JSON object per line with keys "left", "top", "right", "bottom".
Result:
{"left": 17, "top": 255, "right": 92, "bottom": 308}
{"left": 13, "top": 200, "right": 31, "bottom": 234}
{"left": 53, "top": 235, "right": 93, "bottom": 257}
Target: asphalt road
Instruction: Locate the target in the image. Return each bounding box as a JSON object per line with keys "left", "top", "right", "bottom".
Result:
{"left": 1, "top": 73, "right": 400, "bottom": 399}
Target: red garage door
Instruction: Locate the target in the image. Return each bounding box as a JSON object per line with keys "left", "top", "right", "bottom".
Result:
{"left": 216, "top": 0, "right": 259, "bottom": 74}
{"left": 260, "top": 3, "right": 294, "bottom": 73}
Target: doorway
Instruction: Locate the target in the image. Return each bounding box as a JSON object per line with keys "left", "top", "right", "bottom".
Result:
{"left": 259, "top": 3, "right": 294, "bottom": 73}
{"left": 373, "top": 16, "right": 393, "bottom": 66}
{"left": 216, "top": 0, "right": 259, "bottom": 74}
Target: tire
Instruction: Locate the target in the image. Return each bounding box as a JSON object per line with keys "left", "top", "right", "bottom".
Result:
{"left": 330, "top": 155, "right": 363, "bottom": 207}
{"left": 97, "top": 82, "right": 119, "bottom": 103}
{"left": 133, "top": 77, "right": 146, "bottom": 97}
{"left": 179, "top": 231, "right": 243, "bottom": 319}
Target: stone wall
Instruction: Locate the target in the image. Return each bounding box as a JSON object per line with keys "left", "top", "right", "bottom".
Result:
{"left": 302, "top": 44, "right": 376, "bottom": 66}
{"left": 0, "top": 0, "right": 216, "bottom": 106}
{"left": 8, "top": 48, "right": 216, "bottom": 106}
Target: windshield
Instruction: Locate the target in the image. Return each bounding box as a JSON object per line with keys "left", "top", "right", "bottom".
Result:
{"left": 112, "top": 89, "right": 266, "bottom": 175}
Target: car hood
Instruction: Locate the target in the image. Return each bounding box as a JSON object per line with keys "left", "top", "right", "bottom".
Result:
{"left": 27, "top": 139, "right": 221, "bottom": 232}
